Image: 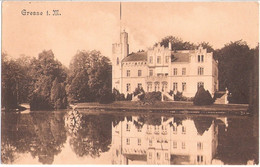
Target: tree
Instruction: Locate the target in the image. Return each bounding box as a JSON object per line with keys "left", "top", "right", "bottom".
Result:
{"left": 29, "top": 50, "right": 68, "bottom": 110}
{"left": 198, "top": 41, "right": 215, "bottom": 53}
{"left": 50, "top": 78, "right": 68, "bottom": 109}
{"left": 216, "top": 40, "right": 254, "bottom": 104}
{"left": 156, "top": 36, "right": 197, "bottom": 50}
{"left": 67, "top": 50, "right": 112, "bottom": 103}
{"left": 1, "top": 53, "right": 31, "bottom": 110}
{"left": 193, "top": 86, "right": 213, "bottom": 105}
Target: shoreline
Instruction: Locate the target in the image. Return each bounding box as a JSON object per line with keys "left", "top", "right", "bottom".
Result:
{"left": 75, "top": 101, "right": 249, "bottom": 116}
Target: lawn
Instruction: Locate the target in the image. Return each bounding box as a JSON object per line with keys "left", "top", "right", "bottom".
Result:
{"left": 76, "top": 101, "right": 249, "bottom": 112}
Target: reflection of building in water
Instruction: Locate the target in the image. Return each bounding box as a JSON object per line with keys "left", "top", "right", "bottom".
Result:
{"left": 111, "top": 116, "right": 219, "bottom": 165}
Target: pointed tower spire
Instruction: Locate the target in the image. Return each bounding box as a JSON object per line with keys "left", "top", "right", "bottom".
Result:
{"left": 120, "top": 2, "right": 122, "bottom": 33}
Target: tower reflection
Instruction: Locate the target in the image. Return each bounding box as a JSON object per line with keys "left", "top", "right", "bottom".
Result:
{"left": 111, "top": 115, "right": 223, "bottom": 165}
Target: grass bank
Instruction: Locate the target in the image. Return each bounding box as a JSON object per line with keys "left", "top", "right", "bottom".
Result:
{"left": 75, "top": 101, "right": 249, "bottom": 115}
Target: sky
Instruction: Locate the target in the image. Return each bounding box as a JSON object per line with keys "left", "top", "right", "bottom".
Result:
{"left": 2, "top": 1, "right": 259, "bottom": 67}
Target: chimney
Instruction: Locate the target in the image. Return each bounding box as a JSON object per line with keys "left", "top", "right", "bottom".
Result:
{"left": 168, "top": 41, "right": 172, "bottom": 51}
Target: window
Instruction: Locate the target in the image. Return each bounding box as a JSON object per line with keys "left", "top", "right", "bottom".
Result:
{"left": 149, "top": 70, "right": 153, "bottom": 76}
{"left": 198, "top": 67, "right": 204, "bottom": 75}
{"left": 173, "top": 141, "right": 177, "bottom": 149}
{"left": 155, "top": 82, "right": 160, "bottom": 92}
{"left": 197, "top": 82, "right": 204, "bottom": 89}
{"left": 165, "top": 153, "right": 169, "bottom": 160}
{"left": 157, "top": 56, "right": 161, "bottom": 64}
{"left": 197, "top": 155, "right": 204, "bottom": 163}
{"left": 149, "top": 139, "right": 153, "bottom": 146}
{"left": 201, "top": 55, "right": 204, "bottom": 62}
{"left": 138, "top": 70, "right": 142, "bottom": 76}
{"left": 157, "top": 153, "right": 161, "bottom": 160}
{"left": 165, "top": 56, "right": 169, "bottom": 63}
{"left": 149, "top": 152, "right": 152, "bottom": 159}
{"left": 182, "top": 142, "right": 186, "bottom": 149}
{"left": 182, "top": 126, "right": 186, "bottom": 134}
{"left": 127, "top": 70, "right": 130, "bottom": 77}
{"left": 173, "top": 82, "right": 178, "bottom": 91}
{"left": 126, "top": 124, "right": 131, "bottom": 131}
{"left": 162, "top": 125, "right": 167, "bottom": 131}
{"left": 197, "top": 142, "right": 203, "bottom": 150}
{"left": 126, "top": 83, "right": 131, "bottom": 92}
{"left": 117, "top": 57, "right": 119, "bottom": 65}
{"left": 138, "top": 126, "right": 142, "bottom": 132}
{"left": 162, "top": 83, "right": 167, "bottom": 92}
{"left": 149, "top": 56, "right": 153, "bottom": 64}
{"left": 138, "top": 83, "right": 142, "bottom": 89}
{"left": 126, "top": 138, "right": 130, "bottom": 145}
{"left": 182, "top": 68, "right": 186, "bottom": 75}
{"left": 138, "top": 138, "right": 141, "bottom": 146}
{"left": 173, "top": 125, "right": 177, "bottom": 134}
{"left": 182, "top": 82, "right": 186, "bottom": 92}
{"left": 198, "top": 55, "right": 200, "bottom": 62}
{"left": 147, "top": 83, "right": 152, "bottom": 92}
{"left": 173, "top": 68, "right": 178, "bottom": 75}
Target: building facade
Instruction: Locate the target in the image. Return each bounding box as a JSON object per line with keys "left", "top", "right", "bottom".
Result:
{"left": 112, "top": 31, "right": 218, "bottom": 97}
{"left": 111, "top": 116, "right": 220, "bottom": 165}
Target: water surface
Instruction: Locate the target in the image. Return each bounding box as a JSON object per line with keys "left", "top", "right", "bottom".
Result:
{"left": 1, "top": 110, "right": 258, "bottom": 165}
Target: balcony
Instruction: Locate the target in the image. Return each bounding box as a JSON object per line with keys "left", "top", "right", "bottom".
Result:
{"left": 146, "top": 75, "right": 168, "bottom": 83}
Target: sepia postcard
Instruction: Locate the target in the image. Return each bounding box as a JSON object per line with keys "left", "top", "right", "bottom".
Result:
{"left": 1, "top": 1, "right": 259, "bottom": 165}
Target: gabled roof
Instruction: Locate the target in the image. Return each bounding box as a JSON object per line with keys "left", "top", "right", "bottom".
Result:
{"left": 122, "top": 50, "right": 192, "bottom": 63}
{"left": 122, "top": 52, "right": 147, "bottom": 62}
{"left": 171, "top": 51, "right": 190, "bottom": 62}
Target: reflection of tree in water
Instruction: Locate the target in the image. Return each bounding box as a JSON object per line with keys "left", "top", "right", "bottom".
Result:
{"left": 69, "top": 114, "right": 112, "bottom": 158}
{"left": 1, "top": 112, "right": 67, "bottom": 164}
{"left": 193, "top": 117, "right": 214, "bottom": 136}
{"left": 217, "top": 117, "right": 257, "bottom": 165}
{"left": 1, "top": 113, "right": 20, "bottom": 164}
{"left": 29, "top": 112, "right": 67, "bottom": 164}
{"left": 64, "top": 110, "right": 82, "bottom": 136}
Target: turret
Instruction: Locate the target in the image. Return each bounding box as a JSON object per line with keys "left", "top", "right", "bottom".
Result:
{"left": 120, "top": 30, "right": 129, "bottom": 58}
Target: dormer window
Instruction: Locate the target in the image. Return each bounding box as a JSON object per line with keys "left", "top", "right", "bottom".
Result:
{"left": 198, "top": 55, "right": 204, "bottom": 62}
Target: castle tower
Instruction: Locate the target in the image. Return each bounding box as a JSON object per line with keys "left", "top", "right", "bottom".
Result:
{"left": 112, "top": 3, "right": 129, "bottom": 93}
{"left": 112, "top": 31, "right": 129, "bottom": 92}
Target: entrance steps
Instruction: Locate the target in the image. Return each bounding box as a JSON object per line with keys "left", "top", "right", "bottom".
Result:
{"left": 214, "top": 91, "right": 226, "bottom": 104}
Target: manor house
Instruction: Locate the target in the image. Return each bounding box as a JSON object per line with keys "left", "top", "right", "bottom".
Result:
{"left": 112, "top": 30, "right": 218, "bottom": 97}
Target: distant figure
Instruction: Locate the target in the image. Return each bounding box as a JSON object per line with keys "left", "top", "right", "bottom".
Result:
{"left": 225, "top": 88, "right": 229, "bottom": 104}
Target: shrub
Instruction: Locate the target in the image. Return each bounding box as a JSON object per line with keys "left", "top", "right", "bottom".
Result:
{"left": 133, "top": 87, "right": 144, "bottom": 96}
{"left": 30, "top": 93, "right": 53, "bottom": 111}
{"left": 126, "top": 93, "right": 132, "bottom": 101}
{"left": 193, "top": 86, "right": 213, "bottom": 105}
{"left": 112, "top": 88, "right": 125, "bottom": 101}
{"left": 143, "top": 91, "right": 161, "bottom": 103}
{"left": 174, "top": 91, "right": 183, "bottom": 101}
{"left": 99, "top": 90, "right": 114, "bottom": 104}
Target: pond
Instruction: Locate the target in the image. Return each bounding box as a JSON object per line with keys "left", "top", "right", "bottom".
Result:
{"left": 1, "top": 110, "right": 258, "bottom": 165}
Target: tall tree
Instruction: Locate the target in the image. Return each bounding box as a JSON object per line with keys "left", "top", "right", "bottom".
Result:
{"left": 216, "top": 40, "right": 254, "bottom": 104}
{"left": 29, "top": 50, "right": 68, "bottom": 110}
{"left": 67, "top": 50, "right": 112, "bottom": 103}
{"left": 1, "top": 53, "right": 31, "bottom": 110}
{"left": 50, "top": 78, "right": 68, "bottom": 109}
